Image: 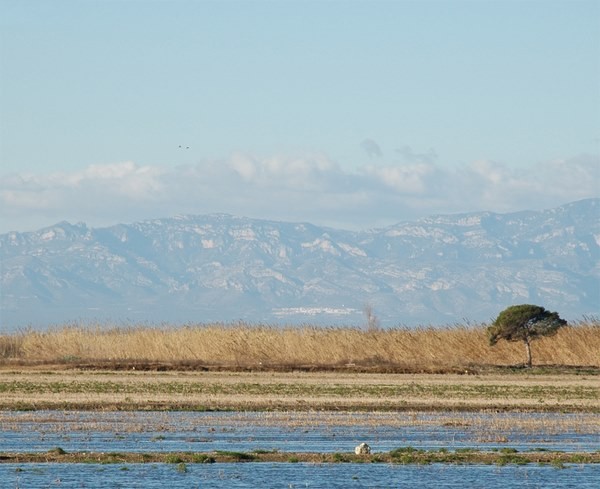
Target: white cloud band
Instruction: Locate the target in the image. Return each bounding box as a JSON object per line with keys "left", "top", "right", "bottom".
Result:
{"left": 1, "top": 153, "right": 598, "bottom": 233}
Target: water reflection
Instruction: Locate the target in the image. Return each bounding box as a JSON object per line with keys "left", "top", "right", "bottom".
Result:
{"left": 4, "top": 463, "right": 600, "bottom": 489}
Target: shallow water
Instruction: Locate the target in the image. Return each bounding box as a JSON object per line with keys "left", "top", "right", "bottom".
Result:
{"left": 3, "top": 463, "right": 600, "bottom": 488}
{"left": 2, "top": 411, "right": 599, "bottom": 488}
{"left": 0, "top": 411, "right": 598, "bottom": 453}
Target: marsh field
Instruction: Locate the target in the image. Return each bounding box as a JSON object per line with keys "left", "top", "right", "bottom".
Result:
{"left": 0, "top": 321, "right": 599, "bottom": 411}
{"left": 1, "top": 322, "right": 599, "bottom": 487}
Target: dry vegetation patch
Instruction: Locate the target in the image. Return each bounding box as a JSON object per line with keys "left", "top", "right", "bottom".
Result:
{"left": 1, "top": 320, "right": 598, "bottom": 371}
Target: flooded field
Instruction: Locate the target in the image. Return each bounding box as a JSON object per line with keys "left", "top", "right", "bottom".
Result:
{"left": 0, "top": 369, "right": 598, "bottom": 487}
{"left": 1, "top": 410, "right": 599, "bottom": 487}
{"left": 1, "top": 411, "right": 599, "bottom": 454}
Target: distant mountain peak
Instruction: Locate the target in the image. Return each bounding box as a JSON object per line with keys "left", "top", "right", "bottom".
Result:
{"left": 1, "top": 199, "right": 598, "bottom": 330}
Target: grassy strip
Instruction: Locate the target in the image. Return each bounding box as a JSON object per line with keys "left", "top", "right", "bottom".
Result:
{"left": 3, "top": 361, "right": 600, "bottom": 376}
{"left": 0, "top": 369, "right": 597, "bottom": 412}
{"left": 1, "top": 400, "right": 598, "bottom": 413}
{"left": 2, "top": 448, "right": 600, "bottom": 465}
{"left": 0, "top": 380, "right": 596, "bottom": 399}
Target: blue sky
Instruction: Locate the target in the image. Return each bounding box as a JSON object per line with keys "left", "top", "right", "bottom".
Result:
{"left": 1, "top": 0, "right": 599, "bottom": 233}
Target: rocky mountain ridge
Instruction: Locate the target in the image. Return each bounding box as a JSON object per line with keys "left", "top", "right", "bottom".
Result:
{"left": 1, "top": 199, "right": 598, "bottom": 329}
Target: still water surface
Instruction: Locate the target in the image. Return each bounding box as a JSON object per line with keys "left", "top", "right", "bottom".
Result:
{"left": 3, "top": 463, "right": 599, "bottom": 488}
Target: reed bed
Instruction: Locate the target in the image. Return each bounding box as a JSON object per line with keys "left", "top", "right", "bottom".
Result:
{"left": 1, "top": 319, "right": 598, "bottom": 369}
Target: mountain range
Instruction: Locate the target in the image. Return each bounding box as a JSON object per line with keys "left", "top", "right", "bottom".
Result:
{"left": 1, "top": 199, "right": 598, "bottom": 330}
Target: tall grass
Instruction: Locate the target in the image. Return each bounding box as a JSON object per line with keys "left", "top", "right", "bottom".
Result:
{"left": 1, "top": 320, "right": 599, "bottom": 369}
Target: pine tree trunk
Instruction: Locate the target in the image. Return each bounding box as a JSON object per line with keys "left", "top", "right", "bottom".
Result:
{"left": 524, "top": 338, "right": 532, "bottom": 368}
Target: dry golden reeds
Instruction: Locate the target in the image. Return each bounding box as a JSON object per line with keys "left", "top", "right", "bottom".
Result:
{"left": 1, "top": 319, "right": 598, "bottom": 368}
